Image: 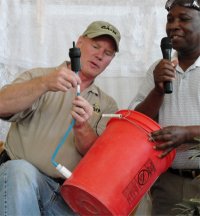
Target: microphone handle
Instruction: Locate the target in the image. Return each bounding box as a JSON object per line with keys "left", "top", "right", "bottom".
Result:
{"left": 163, "top": 50, "right": 173, "bottom": 94}
{"left": 164, "top": 81, "right": 173, "bottom": 94}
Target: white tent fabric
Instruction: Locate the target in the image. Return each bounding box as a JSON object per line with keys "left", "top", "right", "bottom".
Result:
{"left": 0, "top": 1, "right": 168, "bottom": 214}
{"left": 0, "top": 0, "right": 167, "bottom": 141}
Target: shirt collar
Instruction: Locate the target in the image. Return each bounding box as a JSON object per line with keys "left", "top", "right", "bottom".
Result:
{"left": 172, "top": 52, "right": 200, "bottom": 72}
{"left": 195, "top": 56, "right": 200, "bottom": 67}
{"left": 172, "top": 52, "right": 200, "bottom": 66}
{"left": 81, "top": 83, "right": 99, "bottom": 96}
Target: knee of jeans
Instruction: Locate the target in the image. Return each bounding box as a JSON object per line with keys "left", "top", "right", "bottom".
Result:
{"left": 3, "top": 159, "right": 39, "bottom": 183}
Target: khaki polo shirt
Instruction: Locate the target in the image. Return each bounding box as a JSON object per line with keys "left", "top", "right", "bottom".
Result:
{"left": 3, "top": 64, "right": 118, "bottom": 177}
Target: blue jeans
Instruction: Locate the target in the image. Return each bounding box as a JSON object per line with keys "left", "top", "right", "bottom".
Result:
{"left": 0, "top": 159, "right": 77, "bottom": 216}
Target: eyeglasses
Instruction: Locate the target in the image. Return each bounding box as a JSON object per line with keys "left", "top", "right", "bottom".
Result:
{"left": 165, "top": 0, "right": 200, "bottom": 11}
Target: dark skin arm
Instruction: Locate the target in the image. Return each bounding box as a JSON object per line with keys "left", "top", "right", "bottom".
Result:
{"left": 134, "top": 59, "right": 200, "bottom": 158}
{"left": 150, "top": 125, "right": 200, "bottom": 158}
{"left": 135, "top": 59, "right": 177, "bottom": 120}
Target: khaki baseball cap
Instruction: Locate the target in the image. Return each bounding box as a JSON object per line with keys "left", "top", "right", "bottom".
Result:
{"left": 82, "top": 21, "right": 121, "bottom": 52}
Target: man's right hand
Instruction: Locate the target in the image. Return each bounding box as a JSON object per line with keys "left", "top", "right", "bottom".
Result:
{"left": 42, "top": 66, "right": 81, "bottom": 92}
{"left": 153, "top": 59, "right": 177, "bottom": 94}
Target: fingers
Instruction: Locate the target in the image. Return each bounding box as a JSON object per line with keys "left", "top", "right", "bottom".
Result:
{"left": 71, "top": 96, "right": 93, "bottom": 124}
{"left": 58, "top": 67, "right": 81, "bottom": 88}
{"left": 156, "top": 62, "right": 176, "bottom": 81}
{"left": 153, "top": 60, "right": 176, "bottom": 91}
{"left": 150, "top": 126, "right": 188, "bottom": 158}
{"left": 153, "top": 140, "right": 174, "bottom": 150}
{"left": 150, "top": 128, "right": 176, "bottom": 158}
{"left": 63, "top": 70, "right": 81, "bottom": 88}
{"left": 45, "top": 67, "right": 81, "bottom": 92}
{"left": 171, "top": 58, "right": 179, "bottom": 67}
{"left": 158, "top": 147, "right": 174, "bottom": 158}
{"left": 150, "top": 128, "right": 172, "bottom": 142}
{"left": 151, "top": 139, "right": 175, "bottom": 158}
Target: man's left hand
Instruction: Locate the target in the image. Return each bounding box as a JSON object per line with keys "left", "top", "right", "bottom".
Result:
{"left": 71, "top": 96, "right": 93, "bottom": 127}
{"left": 150, "top": 126, "right": 189, "bottom": 158}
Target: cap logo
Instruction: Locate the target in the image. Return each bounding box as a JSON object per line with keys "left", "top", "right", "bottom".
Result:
{"left": 101, "top": 25, "right": 117, "bottom": 35}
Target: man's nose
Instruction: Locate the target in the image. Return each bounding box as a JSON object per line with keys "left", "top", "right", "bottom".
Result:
{"left": 96, "top": 50, "right": 104, "bottom": 60}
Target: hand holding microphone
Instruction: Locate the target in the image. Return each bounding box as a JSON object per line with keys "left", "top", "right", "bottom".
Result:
{"left": 160, "top": 37, "right": 173, "bottom": 94}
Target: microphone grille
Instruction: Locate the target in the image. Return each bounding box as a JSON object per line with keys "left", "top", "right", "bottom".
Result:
{"left": 160, "top": 37, "right": 172, "bottom": 49}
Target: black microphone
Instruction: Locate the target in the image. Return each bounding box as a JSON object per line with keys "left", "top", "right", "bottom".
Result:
{"left": 69, "top": 41, "right": 81, "bottom": 73}
{"left": 160, "top": 37, "right": 173, "bottom": 94}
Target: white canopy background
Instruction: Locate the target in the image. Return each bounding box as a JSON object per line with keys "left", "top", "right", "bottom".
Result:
{"left": 0, "top": 0, "right": 168, "bottom": 141}
{"left": 0, "top": 0, "right": 169, "bottom": 214}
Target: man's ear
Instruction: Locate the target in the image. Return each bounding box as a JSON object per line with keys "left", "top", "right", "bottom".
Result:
{"left": 76, "top": 36, "right": 84, "bottom": 48}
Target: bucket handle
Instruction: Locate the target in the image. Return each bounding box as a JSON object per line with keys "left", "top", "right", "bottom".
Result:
{"left": 103, "top": 112, "right": 157, "bottom": 143}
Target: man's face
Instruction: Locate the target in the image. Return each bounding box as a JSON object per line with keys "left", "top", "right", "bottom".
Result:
{"left": 166, "top": 5, "right": 200, "bottom": 53}
{"left": 76, "top": 35, "right": 116, "bottom": 79}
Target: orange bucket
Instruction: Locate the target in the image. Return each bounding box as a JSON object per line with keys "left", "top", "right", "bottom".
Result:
{"left": 61, "top": 110, "right": 176, "bottom": 215}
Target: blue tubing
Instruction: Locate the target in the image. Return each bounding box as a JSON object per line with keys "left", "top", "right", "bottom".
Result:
{"left": 51, "top": 76, "right": 80, "bottom": 167}
{"left": 51, "top": 118, "right": 76, "bottom": 167}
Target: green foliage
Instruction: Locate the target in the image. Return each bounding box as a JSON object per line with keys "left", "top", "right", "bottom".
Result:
{"left": 173, "top": 199, "right": 200, "bottom": 216}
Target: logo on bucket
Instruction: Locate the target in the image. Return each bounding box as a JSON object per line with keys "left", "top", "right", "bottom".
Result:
{"left": 123, "top": 159, "right": 156, "bottom": 205}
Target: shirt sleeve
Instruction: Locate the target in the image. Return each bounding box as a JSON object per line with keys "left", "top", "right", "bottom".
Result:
{"left": 128, "top": 60, "right": 160, "bottom": 110}
{"left": 1, "top": 70, "right": 43, "bottom": 122}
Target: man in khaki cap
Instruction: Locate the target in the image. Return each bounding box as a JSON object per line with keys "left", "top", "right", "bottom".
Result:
{"left": 82, "top": 20, "right": 120, "bottom": 51}
{"left": 0, "top": 20, "right": 121, "bottom": 215}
